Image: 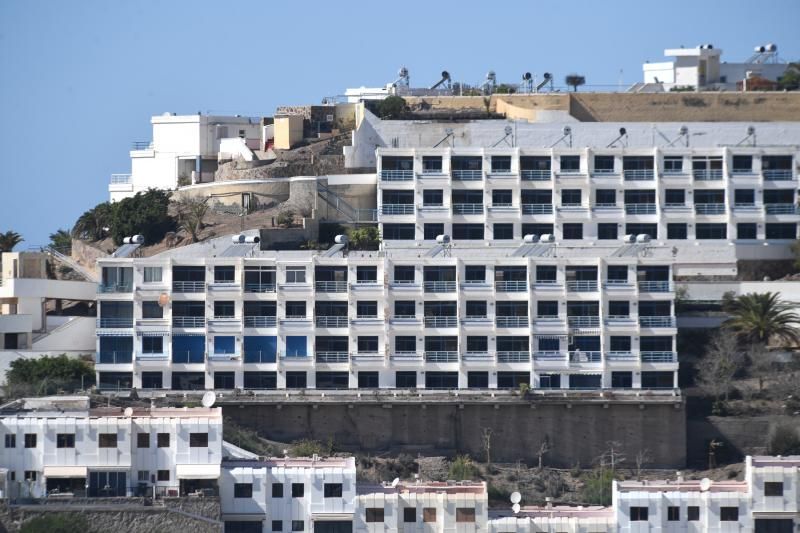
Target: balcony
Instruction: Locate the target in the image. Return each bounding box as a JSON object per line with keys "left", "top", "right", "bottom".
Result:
{"left": 452, "top": 170, "right": 483, "bottom": 181}
{"left": 623, "top": 170, "right": 655, "bottom": 181}
{"left": 734, "top": 203, "right": 758, "bottom": 211}
{"left": 606, "top": 351, "right": 636, "bottom": 361}
{"left": 244, "top": 316, "right": 277, "bottom": 328}
{"left": 625, "top": 204, "right": 656, "bottom": 215}
{"left": 569, "top": 351, "right": 601, "bottom": 363}
{"left": 425, "top": 351, "right": 458, "bottom": 363}
{"left": 315, "top": 352, "right": 349, "bottom": 363}
{"left": 315, "top": 281, "right": 347, "bottom": 293}
{"left": 566, "top": 280, "right": 598, "bottom": 292}
{"left": 605, "top": 279, "right": 632, "bottom": 289}
{"left": 638, "top": 281, "right": 671, "bottom": 293}
{"left": 639, "top": 316, "right": 676, "bottom": 328}
{"left": 495, "top": 280, "right": 528, "bottom": 292}
{"left": 695, "top": 204, "right": 725, "bottom": 215}
{"left": 391, "top": 351, "right": 422, "bottom": 361}
{"left": 641, "top": 351, "right": 676, "bottom": 363}
{"left": 763, "top": 169, "right": 793, "bottom": 181}
{"left": 110, "top": 173, "right": 132, "bottom": 184}
{"left": 534, "top": 351, "right": 565, "bottom": 362}
{"left": 172, "top": 281, "right": 205, "bottom": 293}
{"left": 97, "top": 351, "right": 133, "bottom": 364}
{"left": 424, "top": 281, "right": 456, "bottom": 293}
{"left": 765, "top": 204, "right": 799, "bottom": 215}
{"left": 462, "top": 351, "right": 493, "bottom": 361}
{"left": 381, "top": 204, "right": 414, "bottom": 215}
{"left": 96, "top": 317, "right": 133, "bottom": 328}
{"left": 461, "top": 316, "right": 490, "bottom": 325}
{"left": 424, "top": 316, "right": 457, "bottom": 328}
{"left": 172, "top": 316, "right": 205, "bottom": 328}
{"left": 520, "top": 169, "right": 551, "bottom": 181}
{"left": 452, "top": 204, "right": 484, "bottom": 215}
{"left": 693, "top": 169, "right": 723, "bottom": 181}
{"left": 98, "top": 283, "right": 132, "bottom": 294}
{"left": 391, "top": 315, "right": 419, "bottom": 325}
{"left": 244, "top": 283, "right": 276, "bottom": 293}
{"left": 567, "top": 316, "right": 600, "bottom": 328}
{"left": 521, "top": 204, "right": 553, "bottom": 215}
{"left": 131, "top": 141, "right": 152, "bottom": 150}
{"left": 380, "top": 169, "right": 414, "bottom": 181}
{"left": 495, "top": 316, "right": 529, "bottom": 328}
{"left": 662, "top": 203, "right": 689, "bottom": 212}
{"left": 534, "top": 279, "right": 562, "bottom": 289}
{"left": 497, "top": 351, "right": 530, "bottom": 363}
{"left": 315, "top": 316, "right": 348, "bottom": 328}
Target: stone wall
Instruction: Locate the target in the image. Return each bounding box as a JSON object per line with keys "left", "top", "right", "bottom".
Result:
{"left": 687, "top": 415, "right": 800, "bottom": 467}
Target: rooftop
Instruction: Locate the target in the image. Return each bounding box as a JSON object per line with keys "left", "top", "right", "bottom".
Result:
{"left": 0, "top": 396, "right": 221, "bottom": 419}
{"left": 358, "top": 480, "right": 486, "bottom": 495}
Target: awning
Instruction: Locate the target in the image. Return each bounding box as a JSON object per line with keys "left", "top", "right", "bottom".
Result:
{"left": 311, "top": 512, "right": 355, "bottom": 521}
{"left": 137, "top": 331, "right": 170, "bottom": 337}
{"left": 176, "top": 464, "right": 220, "bottom": 479}
{"left": 44, "top": 466, "right": 87, "bottom": 478}
{"left": 97, "top": 330, "right": 134, "bottom": 337}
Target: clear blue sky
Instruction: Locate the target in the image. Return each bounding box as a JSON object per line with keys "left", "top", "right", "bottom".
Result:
{"left": 1, "top": 0, "right": 798, "bottom": 247}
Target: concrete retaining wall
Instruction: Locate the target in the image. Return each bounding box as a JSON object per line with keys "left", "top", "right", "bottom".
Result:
{"left": 687, "top": 415, "right": 800, "bottom": 467}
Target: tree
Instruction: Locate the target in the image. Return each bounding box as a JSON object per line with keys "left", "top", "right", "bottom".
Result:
{"left": 175, "top": 196, "right": 210, "bottom": 243}
{"left": 580, "top": 467, "right": 615, "bottom": 506}
{"left": 448, "top": 455, "right": 477, "bottom": 481}
{"left": 49, "top": 229, "right": 72, "bottom": 251}
{"left": 696, "top": 332, "right": 745, "bottom": 402}
{"left": 537, "top": 436, "right": 552, "bottom": 470}
{"left": 109, "top": 189, "right": 175, "bottom": 245}
{"left": 4, "top": 354, "right": 94, "bottom": 398}
{"left": 777, "top": 63, "right": 800, "bottom": 91}
{"left": 565, "top": 74, "right": 586, "bottom": 92}
{"left": 346, "top": 226, "right": 381, "bottom": 250}
{"left": 72, "top": 202, "right": 114, "bottom": 241}
{"left": 724, "top": 292, "right": 800, "bottom": 346}
{"left": 0, "top": 230, "right": 23, "bottom": 252}
{"left": 634, "top": 449, "right": 652, "bottom": 478}
{"left": 481, "top": 428, "right": 493, "bottom": 466}
{"left": 376, "top": 96, "right": 406, "bottom": 119}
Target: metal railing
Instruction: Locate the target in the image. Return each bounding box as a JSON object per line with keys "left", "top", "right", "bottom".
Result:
{"left": 638, "top": 281, "right": 671, "bottom": 292}
{"left": 425, "top": 351, "right": 458, "bottom": 362}
{"left": 381, "top": 204, "right": 414, "bottom": 215}
{"left": 392, "top": 351, "right": 422, "bottom": 360}
{"left": 452, "top": 204, "right": 484, "bottom": 215}
{"left": 606, "top": 315, "right": 633, "bottom": 322}
{"left": 731, "top": 168, "right": 754, "bottom": 175}
{"left": 560, "top": 203, "right": 584, "bottom": 209}
{"left": 243, "top": 351, "right": 276, "bottom": 363}
{"left": 463, "top": 351, "right": 492, "bottom": 360}
{"left": 353, "top": 315, "right": 380, "bottom": 322}
{"left": 315, "top": 316, "right": 348, "bottom": 328}
{"left": 424, "top": 316, "right": 457, "bottom": 328}
{"left": 566, "top": 280, "right": 598, "bottom": 292}
{"left": 452, "top": 170, "right": 483, "bottom": 181}
{"left": 110, "top": 174, "right": 132, "bottom": 184}
{"left": 172, "top": 316, "right": 205, "bottom": 328}
{"left": 521, "top": 204, "right": 553, "bottom": 214}
{"left": 734, "top": 203, "right": 758, "bottom": 210}
{"left": 391, "top": 315, "right": 418, "bottom": 322}
{"left": 765, "top": 204, "right": 798, "bottom": 215}
{"left": 244, "top": 316, "right": 277, "bottom": 327}
{"left": 172, "top": 281, "right": 205, "bottom": 293}
{"left": 534, "top": 351, "right": 565, "bottom": 361}
{"left": 763, "top": 169, "right": 793, "bottom": 180}
{"left": 96, "top": 317, "right": 133, "bottom": 328}
{"left": 424, "top": 281, "right": 456, "bottom": 292}
{"left": 315, "top": 352, "right": 349, "bottom": 363}
{"left": 497, "top": 351, "right": 530, "bottom": 362}
{"left": 625, "top": 204, "right": 656, "bottom": 215}
{"left": 605, "top": 279, "right": 632, "bottom": 287}
{"left": 567, "top": 316, "right": 600, "bottom": 328}
{"left": 97, "top": 351, "right": 133, "bottom": 364}
{"left": 131, "top": 141, "right": 152, "bottom": 150}
{"left": 315, "top": 281, "right": 348, "bottom": 293}
{"left": 495, "top": 280, "right": 528, "bottom": 292}
{"left": 569, "top": 351, "right": 601, "bottom": 362}
{"left": 520, "top": 169, "right": 551, "bottom": 181}
{"left": 641, "top": 351, "right": 676, "bottom": 362}
{"left": 593, "top": 203, "right": 619, "bottom": 210}
{"left": 592, "top": 169, "right": 617, "bottom": 176}
{"left": 172, "top": 351, "right": 205, "bottom": 363}
{"left": 695, "top": 203, "right": 726, "bottom": 215}
{"left": 606, "top": 351, "right": 636, "bottom": 361}
{"left": 98, "top": 283, "right": 133, "bottom": 293}
{"left": 693, "top": 169, "right": 723, "bottom": 180}
{"left": 421, "top": 167, "right": 444, "bottom": 175}
{"left": 623, "top": 169, "right": 655, "bottom": 181}
{"left": 244, "top": 283, "right": 276, "bottom": 293}
{"left": 639, "top": 316, "right": 676, "bottom": 328}
{"left": 380, "top": 169, "right": 414, "bottom": 181}
{"left": 662, "top": 203, "right": 688, "bottom": 210}
{"left": 496, "top": 316, "right": 529, "bottom": 327}
{"left": 662, "top": 169, "right": 687, "bottom": 177}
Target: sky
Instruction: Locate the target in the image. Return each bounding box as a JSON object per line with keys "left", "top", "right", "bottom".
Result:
{"left": 0, "top": 0, "right": 798, "bottom": 247}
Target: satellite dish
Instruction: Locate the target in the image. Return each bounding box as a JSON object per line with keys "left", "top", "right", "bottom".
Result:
{"left": 512, "top": 503, "right": 521, "bottom": 514}
{"left": 201, "top": 391, "right": 216, "bottom": 408}
{"left": 700, "top": 478, "right": 712, "bottom": 491}
{"left": 123, "top": 407, "right": 133, "bottom": 417}
{"left": 510, "top": 491, "right": 522, "bottom": 504}
{"left": 391, "top": 478, "right": 400, "bottom": 488}
{"left": 562, "top": 125, "right": 572, "bottom": 136}
{"left": 504, "top": 125, "right": 513, "bottom": 136}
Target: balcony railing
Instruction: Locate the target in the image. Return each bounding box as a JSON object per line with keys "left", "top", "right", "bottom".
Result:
{"left": 534, "top": 351, "right": 565, "bottom": 361}
{"left": 131, "top": 141, "right": 152, "bottom": 150}
{"left": 567, "top": 316, "right": 600, "bottom": 328}
{"left": 380, "top": 169, "right": 414, "bottom": 181}
{"left": 381, "top": 204, "right": 414, "bottom": 215}
{"left": 606, "top": 351, "right": 636, "bottom": 361}
{"left": 391, "top": 351, "right": 422, "bottom": 360}
{"left": 623, "top": 169, "right": 655, "bottom": 181}
{"left": 463, "top": 351, "right": 493, "bottom": 360}
{"left": 97, "top": 351, "right": 133, "bottom": 364}
{"left": 497, "top": 351, "right": 530, "bottom": 362}
{"left": 391, "top": 315, "right": 418, "bottom": 323}
{"left": 244, "top": 283, "right": 276, "bottom": 293}
{"left": 520, "top": 169, "right": 551, "bottom": 181}
{"left": 566, "top": 280, "right": 598, "bottom": 292}
{"left": 522, "top": 204, "right": 553, "bottom": 215}
{"left": 641, "top": 351, "right": 676, "bottom": 363}
{"left": 638, "top": 281, "right": 672, "bottom": 293}
{"left": 98, "top": 283, "right": 133, "bottom": 293}
{"left": 425, "top": 351, "right": 458, "bottom": 362}
{"left": 452, "top": 170, "right": 483, "bottom": 181}
{"left": 172, "top": 316, "right": 205, "bottom": 328}
{"left": 495, "top": 280, "right": 528, "bottom": 292}
{"left": 315, "top": 316, "right": 348, "bottom": 328}
{"left": 639, "top": 316, "right": 676, "bottom": 328}
{"left": 765, "top": 204, "right": 798, "bottom": 215}
{"left": 96, "top": 317, "right": 133, "bottom": 328}
{"left": 695, "top": 203, "right": 726, "bottom": 215}
{"left": 569, "top": 351, "right": 601, "bottom": 362}
{"left": 424, "top": 281, "right": 456, "bottom": 293}
{"left": 315, "top": 352, "right": 349, "bottom": 363}
{"left": 763, "top": 169, "right": 793, "bottom": 180}
{"left": 244, "top": 316, "right": 277, "bottom": 328}
{"left": 110, "top": 173, "right": 132, "bottom": 184}
{"left": 496, "top": 316, "right": 529, "bottom": 327}
{"left": 605, "top": 279, "right": 632, "bottom": 288}
{"left": 693, "top": 169, "right": 723, "bottom": 180}
{"left": 315, "top": 281, "right": 348, "bottom": 293}
{"left": 452, "top": 204, "right": 484, "bottom": 215}
{"left": 625, "top": 204, "right": 656, "bottom": 215}
{"left": 172, "top": 281, "right": 205, "bottom": 293}
{"left": 424, "top": 316, "right": 457, "bottom": 328}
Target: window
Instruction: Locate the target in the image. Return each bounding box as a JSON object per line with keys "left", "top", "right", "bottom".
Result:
{"left": 356, "top": 301, "right": 378, "bottom": 318}
{"left": 366, "top": 508, "right": 385, "bottom": 523}
{"left": 696, "top": 223, "right": 727, "bottom": 239}
{"left": 464, "top": 265, "right": 485, "bottom": 282}
{"left": 422, "top": 156, "right": 442, "bottom": 173}
{"left": 456, "top": 508, "right": 476, "bottom": 523}
{"left": 491, "top": 156, "right": 511, "bottom": 173}
{"left": 214, "top": 335, "right": 235, "bottom": 354}
{"left": 396, "top": 371, "right": 417, "bottom": 387}
{"left": 735, "top": 189, "right": 755, "bottom": 205}
{"left": 285, "top": 336, "right": 307, "bottom": 357}
{"left": 356, "top": 266, "right": 377, "bottom": 283}
{"left": 668, "top": 506, "right": 680, "bottom": 521}
{"left": 138, "top": 470, "right": 149, "bottom": 482}
{"left": 234, "top": 483, "right": 253, "bottom": 498}
{"left": 142, "top": 301, "right": 163, "bottom": 318}
{"left": 537, "top": 301, "right": 558, "bottom": 317}
{"left": 358, "top": 371, "right": 379, "bottom": 388}
{"left": 357, "top": 336, "right": 379, "bottom": 353}
{"left": 765, "top": 481, "right": 784, "bottom": 496}
{"left": 595, "top": 189, "right": 616, "bottom": 205}
{"left": 737, "top": 223, "right": 758, "bottom": 240}
{"left": 403, "top": 508, "right": 416, "bottom": 523}
{"left": 99, "top": 433, "right": 118, "bottom": 448}
{"left": 626, "top": 223, "right": 657, "bottom": 238}
{"left": 157, "top": 470, "right": 170, "bottom": 481}
{"left": 493, "top": 223, "right": 514, "bottom": 240}
{"left": 142, "top": 336, "right": 164, "bottom": 354}
{"left": 423, "top": 189, "right": 444, "bottom": 206}
{"left": 272, "top": 483, "right": 284, "bottom": 498}
{"left": 609, "top": 336, "right": 631, "bottom": 351}
{"left": 291, "top": 483, "right": 304, "bottom": 497}
{"left": 4, "top": 434, "right": 15, "bottom": 448}
{"left": 597, "top": 223, "right": 618, "bottom": 240}
{"left": 732, "top": 154, "right": 753, "bottom": 172}
{"left": 522, "top": 223, "right": 553, "bottom": 237}
{"left": 665, "top": 189, "right": 685, "bottom": 205}
{"left": 24, "top": 471, "right": 37, "bottom": 481}
{"left": 286, "top": 371, "right": 307, "bottom": 388}
{"left": 560, "top": 155, "right": 580, "bottom": 172}
{"left": 492, "top": 189, "right": 513, "bottom": 205}
{"left": 137, "top": 433, "right": 150, "bottom": 448}
{"left": 272, "top": 521, "right": 282, "bottom": 532}
{"left": 720, "top": 507, "right": 739, "bottom": 521}
{"left": 423, "top": 508, "right": 437, "bottom": 522}
{"left": 24, "top": 433, "right": 36, "bottom": 448}
{"left": 663, "top": 156, "right": 683, "bottom": 172}
{"left": 452, "top": 224, "right": 484, "bottom": 240}
{"left": 214, "top": 301, "right": 235, "bottom": 318}
{"left": 214, "top": 265, "right": 235, "bottom": 283}
{"left": 667, "top": 223, "right": 687, "bottom": 240}
{"left": 466, "top": 301, "right": 487, "bottom": 318}
{"left": 56, "top": 433, "right": 75, "bottom": 448}
{"left": 324, "top": 483, "right": 343, "bottom": 497}
{"left": 285, "top": 301, "right": 306, "bottom": 318}
{"left": 766, "top": 223, "right": 797, "bottom": 240}
{"left": 611, "top": 371, "right": 632, "bottom": 388}
{"left": 291, "top": 521, "right": 304, "bottom": 532}
{"left": 536, "top": 265, "right": 557, "bottom": 282}
{"left": 394, "top": 266, "right": 415, "bottom": 283}
{"left": 285, "top": 266, "right": 306, "bottom": 284}
{"left": 630, "top": 506, "right": 648, "bottom": 521}
{"left": 383, "top": 223, "right": 415, "bottom": 240}
{"left": 143, "top": 266, "right": 162, "bottom": 283}
{"left": 190, "top": 433, "right": 208, "bottom": 447}
{"left": 688, "top": 506, "right": 700, "bottom": 521}
{"left": 393, "top": 300, "right": 415, "bottom": 318}
{"left": 467, "top": 371, "right": 489, "bottom": 388}
{"left": 561, "top": 189, "right": 582, "bottom": 205}
{"left": 594, "top": 155, "right": 615, "bottom": 173}
{"left": 608, "top": 301, "right": 629, "bottom": 316}
{"left": 157, "top": 433, "right": 170, "bottom": 447}
{"left": 562, "top": 223, "right": 583, "bottom": 240}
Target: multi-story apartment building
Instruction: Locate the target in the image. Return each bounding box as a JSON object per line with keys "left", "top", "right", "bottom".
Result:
{"left": 94, "top": 231, "right": 678, "bottom": 392}
{"left": 0, "top": 395, "right": 222, "bottom": 499}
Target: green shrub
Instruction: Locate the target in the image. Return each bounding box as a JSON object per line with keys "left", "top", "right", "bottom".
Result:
{"left": 290, "top": 439, "right": 325, "bottom": 457}
{"left": 346, "top": 226, "right": 380, "bottom": 250}
{"left": 580, "top": 468, "right": 616, "bottom": 506}
{"left": 4, "top": 355, "right": 94, "bottom": 398}
{"left": 448, "top": 454, "right": 477, "bottom": 480}
{"left": 768, "top": 424, "right": 800, "bottom": 455}
{"left": 21, "top": 513, "right": 89, "bottom": 533}
{"left": 110, "top": 189, "right": 175, "bottom": 245}
{"left": 376, "top": 96, "right": 406, "bottom": 119}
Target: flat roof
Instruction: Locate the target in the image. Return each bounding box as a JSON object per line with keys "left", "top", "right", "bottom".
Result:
{"left": 616, "top": 479, "right": 747, "bottom": 493}
{"left": 358, "top": 481, "right": 485, "bottom": 495}
{"left": 223, "top": 457, "right": 355, "bottom": 469}
{"left": 490, "top": 505, "right": 613, "bottom": 519}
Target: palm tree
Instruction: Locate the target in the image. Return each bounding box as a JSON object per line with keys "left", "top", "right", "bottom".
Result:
{"left": 724, "top": 292, "right": 800, "bottom": 346}
{"left": 49, "top": 229, "right": 72, "bottom": 251}
{"left": 0, "top": 231, "right": 23, "bottom": 252}
{"left": 72, "top": 203, "right": 113, "bottom": 241}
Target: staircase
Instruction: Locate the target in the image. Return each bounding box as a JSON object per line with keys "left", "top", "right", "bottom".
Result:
{"left": 42, "top": 246, "right": 99, "bottom": 283}
{"left": 317, "top": 183, "right": 377, "bottom": 223}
